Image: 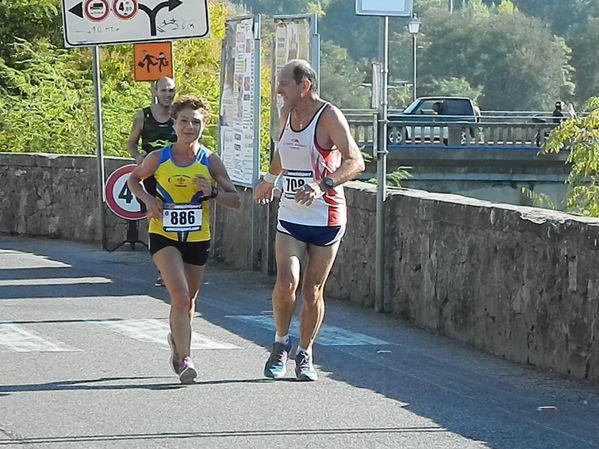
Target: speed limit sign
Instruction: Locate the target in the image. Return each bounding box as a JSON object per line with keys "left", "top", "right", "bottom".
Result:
{"left": 105, "top": 164, "right": 146, "bottom": 220}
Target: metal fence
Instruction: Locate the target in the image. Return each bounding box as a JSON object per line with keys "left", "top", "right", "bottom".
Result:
{"left": 344, "top": 109, "right": 561, "bottom": 149}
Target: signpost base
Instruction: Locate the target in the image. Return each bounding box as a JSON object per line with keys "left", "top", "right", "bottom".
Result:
{"left": 107, "top": 220, "right": 148, "bottom": 252}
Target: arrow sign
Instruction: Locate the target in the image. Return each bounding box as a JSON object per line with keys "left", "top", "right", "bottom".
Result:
{"left": 69, "top": 2, "right": 83, "bottom": 18}
{"left": 139, "top": 0, "right": 183, "bottom": 36}
{"left": 61, "top": 0, "right": 209, "bottom": 47}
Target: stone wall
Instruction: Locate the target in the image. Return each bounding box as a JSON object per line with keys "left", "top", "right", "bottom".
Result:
{"left": 0, "top": 153, "right": 147, "bottom": 249}
{"left": 2, "top": 153, "right": 598, "bottom": 381}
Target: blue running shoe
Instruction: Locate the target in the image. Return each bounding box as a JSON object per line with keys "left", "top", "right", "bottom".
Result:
{"left": 178, "top": 357, "right": 197, "bottom": 384}
{"left": 264, "top": 341, "right": 291, "bottom": 379}
{"left": 295, "top": 350, "right": 318, "bottom": 381}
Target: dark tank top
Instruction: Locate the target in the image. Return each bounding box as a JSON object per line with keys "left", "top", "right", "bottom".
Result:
{"left": 141, "top": 107, "right": 177, "bottom": 155}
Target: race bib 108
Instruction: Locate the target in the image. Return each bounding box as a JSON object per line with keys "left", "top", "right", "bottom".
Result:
{"left": 283, "top": 169, "right": 314, "bottom": 199}
{"left": 162, "top": 204, "right": 202, "bottom": 232}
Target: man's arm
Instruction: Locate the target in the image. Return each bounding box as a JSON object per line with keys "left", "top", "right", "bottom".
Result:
{"left": 126, "top": 110, "right": 145, "bottom": 165}
{"left": 294, "top": 105, "right": 364, "bottom": 206}
{"left": 320, "top": 105, "right": 365, "bottom": 187}
{"left": 254, "top": 105, "right": 288, "bottom": 205}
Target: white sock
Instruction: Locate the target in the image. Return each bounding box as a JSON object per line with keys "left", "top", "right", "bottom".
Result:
{"left": 298, "top": 346, "right": 312, "bottom": 357}
{"left": 275, "top": 334, "right": 289, "bottom": 345}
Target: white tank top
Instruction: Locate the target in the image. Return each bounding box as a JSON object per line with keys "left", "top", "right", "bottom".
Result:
{"left": 277, "top": 103, "right": 346, "bottom": 226}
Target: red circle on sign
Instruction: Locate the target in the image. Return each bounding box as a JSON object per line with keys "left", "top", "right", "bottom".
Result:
{"left": 105, "top": 164, "right": 146, "bottom": 220}
{"left": 84, "top": 0, "right": 109, "bottom": 21}
{"left": 113, "top": 0, "right": 138, "bottom": 20}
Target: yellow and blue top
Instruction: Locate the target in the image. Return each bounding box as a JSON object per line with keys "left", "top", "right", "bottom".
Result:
{"left": 148, "top": 145, "right": 213, "bottom": 242}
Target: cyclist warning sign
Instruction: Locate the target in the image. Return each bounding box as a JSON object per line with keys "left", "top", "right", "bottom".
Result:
{"left": 105, "top": 164, "right": 146, "bottom": 220}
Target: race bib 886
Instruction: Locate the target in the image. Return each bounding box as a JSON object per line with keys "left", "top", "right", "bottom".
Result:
{"left": 162, "top": 204, "right": 202, "bottom": 232}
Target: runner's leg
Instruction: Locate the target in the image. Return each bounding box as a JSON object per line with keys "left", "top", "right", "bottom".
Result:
{"left": 299, "top": 241, "right": 340, "bottom": 350}
{"left": 272, "top": 232, "right": 305, "bottom": 337}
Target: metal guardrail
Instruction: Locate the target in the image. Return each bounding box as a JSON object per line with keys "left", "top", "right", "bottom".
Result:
{"left": 345, "top": 111, "right": 560, "bottom": 148}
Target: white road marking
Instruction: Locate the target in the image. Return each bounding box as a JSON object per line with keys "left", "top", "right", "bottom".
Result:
{"left": 0, "top": 250, "right": 70, "bottom": 269}
{"left": 0, "top": 324, "right": 80, "bottom": 352}
{"left": 93, "top": 319, "right": 240, "bottom": 350}
{"left": 226, "top": 315, "right": 391, "bottom": 346}
{"left": 0, "top": 277, "right": 112, "bottom": 287}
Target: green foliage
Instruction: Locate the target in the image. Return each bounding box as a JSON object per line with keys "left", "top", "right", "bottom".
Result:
{"left": 417, "top": 3, "right": 574, "bottom": 110}
{"left": 320, "top": 41, "right": 370, "bottom": 109}
{"left": 364, "top": 167, "right": 412, "bottom": 187}
{"left": 520, "top": 187, "right": 557, "bottom": 209}
{"left": 542, "top": 97, "right": 599, "bottom": 216}
{"left": 0, "top": 39, "right": 96, "bottom": 154}
{"left": 421, "top": 77, "right": 483, "bottom": 101}
{"left": 0, "top": 0, "right": 63, "bottom": 62}
{"left": 568, "top": 17, "right": 599, "bottom": 106}
{"left": 0, "top": 1, "right": 253, "bottom": 159}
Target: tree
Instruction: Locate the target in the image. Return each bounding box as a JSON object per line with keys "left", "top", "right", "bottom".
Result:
{"left": 319, "top": 41, "right": 370, "bottom": 109}
{"left": 0, "top": 1, "right": 236, "bottom": 157}
{"left": 415, "top": 2, "right": 574, "bottom": 110}
{"left": 568, "top": 17, "right": 599, "bottom": 107}
{"left": 0, "top": 0, "right": 63, "bottom": 62}
{"left": 543, "top": 97, "right": 599, "bottom": 216}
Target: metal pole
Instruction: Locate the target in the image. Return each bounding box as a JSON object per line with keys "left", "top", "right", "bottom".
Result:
{"left": 449, "top": 0, "right": 453, "bottom": 12}
{"left": 412, "top": 33, "right": 417, "bottom": 101}
{"left": 375, "top": 16, "right": 389, "bottom": 313}
{"left": 92, "top": 46, "right": 107, "bottom": 250}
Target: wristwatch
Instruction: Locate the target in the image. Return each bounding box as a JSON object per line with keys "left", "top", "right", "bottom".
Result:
{"left": 320, "top": 177, "right": 334, "bottom": 190}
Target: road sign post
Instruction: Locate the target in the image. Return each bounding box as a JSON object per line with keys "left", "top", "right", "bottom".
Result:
{"left": 356, "top": 0, "right": 412, "bottom": 313}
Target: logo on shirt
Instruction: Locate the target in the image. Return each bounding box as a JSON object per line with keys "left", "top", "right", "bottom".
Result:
{"left": 168, "top": 174, "right": 191, "bottom": 187}
{"left": 288, "top": 138, "right": 306, "bottom": 151}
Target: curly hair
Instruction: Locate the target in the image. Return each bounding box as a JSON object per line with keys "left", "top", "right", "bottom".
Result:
{"left": 170, "top": 95, "right": 212, "bottom": 121}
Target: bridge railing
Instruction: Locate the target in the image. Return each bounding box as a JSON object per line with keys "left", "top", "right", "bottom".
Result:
{"left": 344, "top": 110, "right": 561, "bottom": 148}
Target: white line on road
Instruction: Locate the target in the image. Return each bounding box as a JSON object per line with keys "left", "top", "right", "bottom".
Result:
{"left": 0, "top": 324, "right": 80, "bottom": 352}
{"left": 226, "top": 315, "right": 391, "bottom": 346}
{"left": 92, "top": 319, "right": 241, "bottom": 350}
{"left": 0, "top": 277, "right": 112, "bottom": 286}
{"left": 0, "top": 250, "right": 70, "bottom": 269}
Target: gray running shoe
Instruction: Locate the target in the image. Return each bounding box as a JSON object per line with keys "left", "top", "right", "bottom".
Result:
{"left": 264, "top": 341, "right": 291, "bottom": 379}
{"left": 167, "top": 333, "right": 180, "bottom": 374}
{"left": 295, "top": 350, "right": 318, "bottom": 381}
{"left": 178, "top": 357, "right": 197, "bottom": 384}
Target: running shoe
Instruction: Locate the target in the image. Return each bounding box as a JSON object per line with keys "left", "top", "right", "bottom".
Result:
{"left": 167, "top": 333, "right": 180, "bottom": 374}
{"left": 154, "top": 276, "right": 165, "bottom": 287}
{"left": 178, "top": 356, "right": 197, "bottom": 384}
{"left": 264, "top": 341, "right": 291, "bottom": 379}
{"left": 295, "top": 350, "right": 318, "bottom": 381}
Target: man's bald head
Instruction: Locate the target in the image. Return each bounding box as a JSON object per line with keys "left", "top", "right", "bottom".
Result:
{"left": 281, "top": 59, "right": 317, "bottom": 92}
{"left": 155, "top": 76, "right": 175, "bottom": 91}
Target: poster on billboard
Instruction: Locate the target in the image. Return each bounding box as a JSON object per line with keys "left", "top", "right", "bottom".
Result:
{"left": 270, "top": 15, "right": 318, "bottom": 140}
{"left": 218, "top": 16, "right": 261, "bottom": 187}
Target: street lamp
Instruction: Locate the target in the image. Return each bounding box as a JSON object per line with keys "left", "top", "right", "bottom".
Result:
{"left": 407, "top": 13, "right": 421, "bottom": 102}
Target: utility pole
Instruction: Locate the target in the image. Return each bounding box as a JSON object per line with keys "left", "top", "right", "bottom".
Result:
{"left": 449, "top": 0, "right": 453, "bottom": 12}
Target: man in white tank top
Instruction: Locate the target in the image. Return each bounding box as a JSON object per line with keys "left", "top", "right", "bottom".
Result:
{"left": 255, "top": 59, "right": 364, "bottom": 381}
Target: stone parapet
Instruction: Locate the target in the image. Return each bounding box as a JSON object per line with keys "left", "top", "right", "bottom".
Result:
{"left": 1, "top": 153, "right": 597, "bottom": 381}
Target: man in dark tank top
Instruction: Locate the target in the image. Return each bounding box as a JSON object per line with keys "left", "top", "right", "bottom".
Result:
{"left": 127, "top": 76, "right": 177, "bottom": 164}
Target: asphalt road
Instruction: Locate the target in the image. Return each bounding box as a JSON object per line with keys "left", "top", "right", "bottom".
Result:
{"left": 0, "top": 235, "right": 598, "bottom": 449}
